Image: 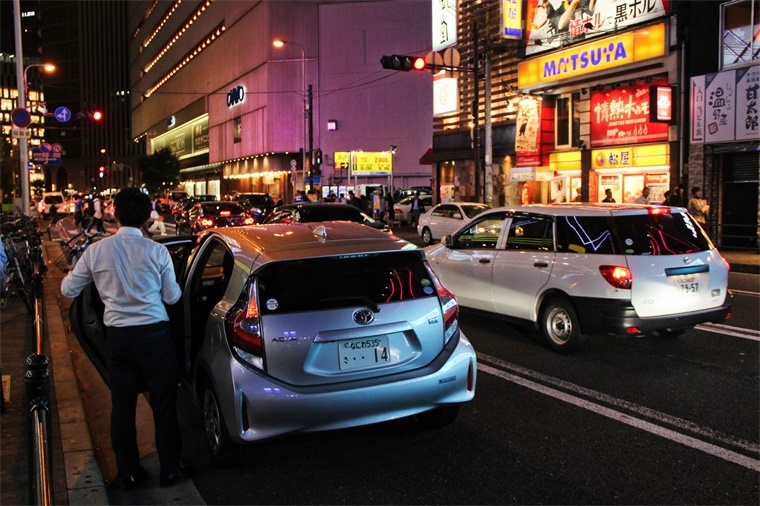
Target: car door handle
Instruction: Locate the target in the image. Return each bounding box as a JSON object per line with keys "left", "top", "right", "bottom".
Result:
{"left": 479, "top": 258, "right": 491, "bottom": 264}
{"left": 533, "top": 262, "right": 549, "bottom": 268}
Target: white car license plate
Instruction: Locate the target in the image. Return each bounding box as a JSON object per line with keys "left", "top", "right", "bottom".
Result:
{"left": 673, "top": 274, "right": 701, "bottom": 295}
{"left": 339, "top": 336, "right": 389, "bottom": 370}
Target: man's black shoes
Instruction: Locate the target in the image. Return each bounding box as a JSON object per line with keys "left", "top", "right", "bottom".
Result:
{"left": 160, "top": 467, "right": 192, "bottom": 488}
{"left": 121, "top": 466, "right": 148, "bottom": 490}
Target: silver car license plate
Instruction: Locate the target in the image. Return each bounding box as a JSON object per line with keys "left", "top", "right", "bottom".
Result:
{"left": 339, "top": 336, "right": 390, "bottom": 370}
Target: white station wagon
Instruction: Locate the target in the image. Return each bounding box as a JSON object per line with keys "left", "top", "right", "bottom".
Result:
{"left": 425, "top": 204, "right": 733, "bottom": 353}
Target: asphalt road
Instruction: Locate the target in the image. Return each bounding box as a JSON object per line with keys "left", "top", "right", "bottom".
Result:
{"left": 55, "top": 216, "right": 760, "bottom": 504}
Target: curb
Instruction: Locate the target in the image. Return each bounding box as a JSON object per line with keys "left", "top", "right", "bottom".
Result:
{"left": 44, "top": 242, "right": 109, "bottom": 504}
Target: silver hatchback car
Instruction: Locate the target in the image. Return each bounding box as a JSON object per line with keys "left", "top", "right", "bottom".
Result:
{"left": 70, "top": 222, "right": 477, "bottom": 463}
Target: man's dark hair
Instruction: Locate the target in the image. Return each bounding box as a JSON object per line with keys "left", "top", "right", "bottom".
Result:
{"left": 114, "top": 188, "right": 151, "bottom": 227}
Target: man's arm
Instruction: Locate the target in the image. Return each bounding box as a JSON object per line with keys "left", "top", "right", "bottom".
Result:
{"left": 60, "top": 251, "right": 94, "bottom": 298}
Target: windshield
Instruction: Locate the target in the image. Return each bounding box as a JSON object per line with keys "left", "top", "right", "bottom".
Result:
{"left": 257, "top": 251, "right": 435, "bottom": 313}
{"left": 201, "top": 202, "right": 246, "bottom": 215}
{"left": 298, "top": 206, "right": 373, "bottom": 223}
{"left": 556, "top": 211, "right": 712, "bottom": 255}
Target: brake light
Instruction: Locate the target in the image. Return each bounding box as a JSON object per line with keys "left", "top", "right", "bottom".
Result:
{"left": 219, "top": 211, "right": 231, "bottom": 216}
{"left": 225, "top": 282, "right": 264, "bottom": 370}
{"left": 424, "top": 262, "right": 459, "bottom": 344}
{"left": 648, "top": 206, "right": 671, "bottom": 215}
{"left": 599, "top": 265, "right": 633, "bottom": 289}
{"left": 200, "top": 217, "right": 215, "bottom": 228}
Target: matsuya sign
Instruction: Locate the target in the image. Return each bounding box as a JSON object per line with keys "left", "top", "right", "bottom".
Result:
{"left": 518, "top": 23, "right": 666, "bottom": 90}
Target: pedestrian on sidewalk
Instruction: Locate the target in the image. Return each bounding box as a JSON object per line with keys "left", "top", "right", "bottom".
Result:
{"left": 60, "top": 187, "right": 188, "bottom": 489}
{"left": 688, "top": 186, "right": 711, "bottom": 226}
{"left": 86, "top": 195, "right": 106, "bottom": 234}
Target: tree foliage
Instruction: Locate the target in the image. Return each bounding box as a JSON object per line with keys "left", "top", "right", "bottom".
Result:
{"left": 138, "top": 147, "right": 181, "bottom": 195}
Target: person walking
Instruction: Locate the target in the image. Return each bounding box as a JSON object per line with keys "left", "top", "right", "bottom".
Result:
{"left": 601, "top": 188, "right": 616, "bottom": 203}
{"left": 74, "top": 196, "right": 85, "bottom": 229}
{"left": 688, "top": 186, "right": 710, "bottom": 226}
{"left": 61, "top": 188, "right": 187, "bottom": 489}
{"left": 86, "top": 194, "right": 107, "bottom": 234}
{"left": 410, "top": 191, "right": 425, "bottom": 226}
{"left": 147, "top": 201, "right": 167, "bottom": 236}
{"left": 668, "top": 184, "right": 686, "bottom": 207}
{"left": 384, "top": 192, "right": 395, "bottom": 229}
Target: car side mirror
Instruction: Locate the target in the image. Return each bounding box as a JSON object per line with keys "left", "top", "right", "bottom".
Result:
{"left": 442, "top": 235, "right": 453, "bottom": 247}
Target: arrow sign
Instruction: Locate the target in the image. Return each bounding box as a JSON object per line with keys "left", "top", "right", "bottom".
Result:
{"left": 55, "top": 106, "right": 71, "bottom": 123}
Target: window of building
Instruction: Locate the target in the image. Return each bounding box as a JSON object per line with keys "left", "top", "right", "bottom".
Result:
{"left": 721, "top": 0, "right": 759, "bottom": 68}
{"left": 555, "top": 93, "right": 581, "bottom": 149}
{"left": 233, "top": 116, "right": 241, "bottom": 143}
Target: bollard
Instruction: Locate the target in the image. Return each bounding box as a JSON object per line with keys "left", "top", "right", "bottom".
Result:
{"left": 25, "top": 353, "right": 53, "bottom": 506}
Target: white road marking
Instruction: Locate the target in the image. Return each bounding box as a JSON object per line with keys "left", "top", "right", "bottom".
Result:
{"left": 695, "top": 323, "right": 760, "bottom": 341}
{"left": 477, "top": 356, "right": 760, "bottom": 472}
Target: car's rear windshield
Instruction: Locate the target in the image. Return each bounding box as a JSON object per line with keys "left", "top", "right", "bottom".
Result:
{"left": 201, "top": 202, "right": 245, "bottom": 214}
{"left": 298, "top": 206, "right": 368, "bottom": 223}
{"left": 44, "top": 196, "right": 63, "bottom": 204}
{"left": 256, "top": 251, "right": 436, "bottom": 313}
{"left": 556, "top": 211, "right": 712, "bottom": 255}
{"left": 463, "top": 205, "right": 490, "bottom": 218}
{"left": 238, "top": 194, "right": 267, "bottom": 206}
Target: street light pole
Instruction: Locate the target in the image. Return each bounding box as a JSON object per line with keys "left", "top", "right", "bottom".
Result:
{"left": 273, "top": 39, "right": 307, "bottom": 194}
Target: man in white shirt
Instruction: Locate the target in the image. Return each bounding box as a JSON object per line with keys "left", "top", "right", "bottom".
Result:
{"left": 634, "top": 186, "right": 651, "bottom": 205}
{"left": 61, "top": 188, "right": 187, "bottom": 489}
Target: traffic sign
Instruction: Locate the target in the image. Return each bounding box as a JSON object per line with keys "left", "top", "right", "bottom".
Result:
{"left": 11, "top": 108, "right": 31, "bottom": 128}
{"left": 55, "top": 106, "right": 71, "bottom": 123}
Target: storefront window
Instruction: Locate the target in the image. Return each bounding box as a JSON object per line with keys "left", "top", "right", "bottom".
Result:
{"left": 555, "top": 93, "right": 581, "bottom": 149}
{"left": 721, "top": 0, "right": 759, "bottom": 68}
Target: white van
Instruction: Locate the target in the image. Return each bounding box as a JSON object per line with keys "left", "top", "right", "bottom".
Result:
{"left": 37, "top": 192, "right": 67, "bottom": 217}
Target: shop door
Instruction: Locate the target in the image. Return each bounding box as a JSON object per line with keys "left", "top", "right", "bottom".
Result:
{"left": 721, "top": 153, "right": 759, "bottom": 250}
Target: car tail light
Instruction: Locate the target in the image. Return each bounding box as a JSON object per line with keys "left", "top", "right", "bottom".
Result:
{"left": 244, "top": 216, "right": 254, "bottom": 225}
{"left": 219, "top": 211, "right": 231, "bottom": 216}
{"left": 200, "top": 217, "right": 215, "bottom": 228}
{"left": 424, "top": 262, "right": 459, "bottom": 344}
{"left": 648, "top": 206, "right": 671, "bottom": 215}
{"left": 599, "top": 265, "right": 633, "bottom": 289}
{"left": 225, "top": 282, "right": 265, "bottom": 370}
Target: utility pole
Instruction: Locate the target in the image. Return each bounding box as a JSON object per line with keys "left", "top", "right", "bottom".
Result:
{"left": 484, "top": 48, "right": 493, "bottom": 205}
{"left": 472, "top": 21, "right": 481, "bottom": 203}
{"left": 307, "top": 84, "right": 314, "bottom": 191}
{"left": 13, "top": 0, "right": 30, "bottom": 215}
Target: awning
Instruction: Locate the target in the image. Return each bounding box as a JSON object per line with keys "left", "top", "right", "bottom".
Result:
{"left": 419, "top": 148, "right": 434, "bottom": 165}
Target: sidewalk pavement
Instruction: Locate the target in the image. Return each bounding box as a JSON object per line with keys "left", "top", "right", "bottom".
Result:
{"left": 1, "top": 231, "right": 757, "bottom": 505}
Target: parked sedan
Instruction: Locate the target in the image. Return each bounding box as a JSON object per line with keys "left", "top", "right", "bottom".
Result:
{"left": 69, "top": 222, "right": 477, "bottom": 464}
{"left": 175, "top": 201, "right": 254, "bottom": 235}
{"left": 417, "top": 202, "right": 491, "bottom": 245}
{"left": 263, "top": 203, "right": 390, "bottom": 232}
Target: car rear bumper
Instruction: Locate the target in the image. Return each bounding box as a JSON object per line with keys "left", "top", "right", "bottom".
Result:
{"left": 573, "top": 292, "right": 733, "bottom": 336}
{"left": 215, "top": 332, "right": 477, "bottom": 443}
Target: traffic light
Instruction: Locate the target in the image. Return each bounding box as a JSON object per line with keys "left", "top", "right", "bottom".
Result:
{"left": 77, "top": 110, "right": 104, "bottom": 121}
{"left": 380, "top": 54, "right": 426, "bottom": 72}
{"left": 98, "top": 165, "right": 106, "bottom": 178}
{"left": 314, "top": 149, "right": 322, "bottom": 165}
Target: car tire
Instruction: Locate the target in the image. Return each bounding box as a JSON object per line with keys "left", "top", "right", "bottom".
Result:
{"left": 421, "top": 227, "right": 433, "bottom": 246}
{"left": 412, "top": 405, "right": 460, "bottom": 429}
{"left": 201, "top": 383, "right": 241, "bottom": 466}
{"left": 540, "top": 297, "right": 585, "bottom": 354}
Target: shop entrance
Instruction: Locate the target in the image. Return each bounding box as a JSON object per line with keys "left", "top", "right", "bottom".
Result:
{"left": 721, "top": 153, "right": 759, "bottom": 251}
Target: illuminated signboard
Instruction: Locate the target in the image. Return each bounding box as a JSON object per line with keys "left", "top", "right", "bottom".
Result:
{"left": 434, "top": 78, "right": 459, "bottom": 116}
{"left": 518, "top": 23, "right": 666, "bottom": 90}
{"left": 501, "top": 0, "right": 522, "bottom": 40}
{"left": 590, "top": 78, "right": 670, "bottom": 147}
{"left": 650, "top": 85, "right": 673, "bottom": 122}
{"left": 432, "top": 0, "right": 457, "bottom": 52}
{"left": 151, "top": 114, "right": 210, "bottom": 160}
{"left": 591, "top": 143, "right": 670, "bottom": 170}
{"left": 350, "top": 152, "right": 393, "bottom": 176}
{"left": 524, "top": 0, "right": 670, "bottom": 56}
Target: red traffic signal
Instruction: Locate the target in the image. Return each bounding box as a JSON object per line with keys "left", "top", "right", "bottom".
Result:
{"left": 380, "top": 54, "right": 426, "bottom": 72}
{"left": 92, "top": 110, "right": 103, "bottom": 121}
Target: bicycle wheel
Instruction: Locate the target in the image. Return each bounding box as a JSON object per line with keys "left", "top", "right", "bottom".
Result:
{"left": 10, "top": 259, "right": 33, "bottom": 314}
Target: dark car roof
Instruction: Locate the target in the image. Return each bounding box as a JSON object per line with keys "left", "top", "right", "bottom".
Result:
{"left": 199, "top": 202, "right": 247, "bottom": 214}
{"left": 275, "top": 203, "right": 372, "bottom": 222}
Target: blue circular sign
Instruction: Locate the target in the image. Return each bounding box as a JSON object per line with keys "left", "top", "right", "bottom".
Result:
{"left": 55, "top": 106, "right": 71, "bottom": 123}
{"left": 11, "top": 108, "right": 31, "bottom": 128}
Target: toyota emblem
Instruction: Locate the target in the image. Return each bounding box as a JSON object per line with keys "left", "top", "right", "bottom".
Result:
{"left": 353, "top": 309, "right": 374, "bottom": 325}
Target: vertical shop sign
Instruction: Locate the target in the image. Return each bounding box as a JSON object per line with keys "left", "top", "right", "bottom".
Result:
{"left": 501, "top": 0, "right": 522, "bottom": 39}
{"left": 704, "top": 70, "right": 736, "bottom": 143}
{"left": 735, "top": 65, "right": 760, "bottom": 141}
{"left": 690, "top": 75, "right": 705, "bottom": 143}
{"left": 590, "top": 79, "right": 669, "bottom": 147}
{"left": 433, "top": 0, "right": 457, "bottom": 52}
{"left": 515, "top": 98, "right": 541, "bottom": 160}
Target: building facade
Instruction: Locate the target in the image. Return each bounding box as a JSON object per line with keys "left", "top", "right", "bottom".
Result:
{"left": 129, "top": 0, "right": 434, "bottom": 203}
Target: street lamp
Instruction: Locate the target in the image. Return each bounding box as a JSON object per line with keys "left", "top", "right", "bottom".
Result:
{"left": 273, "top": 39, "right": 309, "bottom": 193}
{"left": 15, "top": 62, "right": 55, "bottom": 215}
